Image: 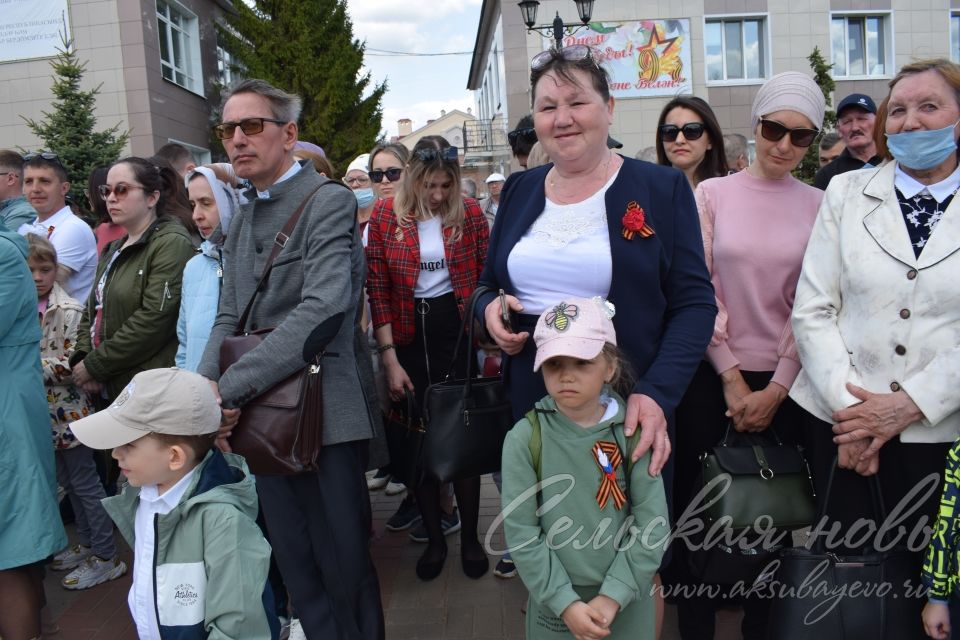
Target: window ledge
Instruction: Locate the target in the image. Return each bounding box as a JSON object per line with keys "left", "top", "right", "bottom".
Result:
{"left": 832, "top": 74, "right": 892, "bottom": 81}
{"left": 706, "top": 79, "right": 766, "bottom": 87}
{"left": 161, "top": 76, "right": 206, "bottom": 99}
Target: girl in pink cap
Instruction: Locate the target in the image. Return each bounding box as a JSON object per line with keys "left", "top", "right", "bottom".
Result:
{"left": 500, "top": 296, "right": 669, "bottom": 640}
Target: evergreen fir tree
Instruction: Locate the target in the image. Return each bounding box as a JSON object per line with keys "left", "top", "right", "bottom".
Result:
{"left": 794, "top": 46, "right": 837, "bottom": 184}
{"left": 23, "top": 38, "right": 129, "bottom": 211}
{"left": 217, "top": 0, "right": 387, "bottom": 173}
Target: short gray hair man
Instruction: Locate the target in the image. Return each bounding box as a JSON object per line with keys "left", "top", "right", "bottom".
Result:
{"left": 723, "top": 133, "right": 749, "bottom": 172}
{"left": 201, "top": 78, "right": 385, "bottom": 637}
{"left": 461, "top": 177, "right": 477, "bottom": 199}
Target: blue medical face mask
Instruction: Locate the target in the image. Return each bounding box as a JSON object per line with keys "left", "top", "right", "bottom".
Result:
{"left": 354, "top": 187, "right": 375, "bottom": 209}
{"left": 885, "top": 120, "right": 960, "bottom": 170}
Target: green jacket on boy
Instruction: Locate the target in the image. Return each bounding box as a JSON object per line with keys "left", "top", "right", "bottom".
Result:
{"left": 102, "top": 449, "right": 276, "bottom": 640}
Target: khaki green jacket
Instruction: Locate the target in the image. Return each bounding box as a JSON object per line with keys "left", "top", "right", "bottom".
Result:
{"left": 72, "top": 217, "right": 195, "bottom": 399}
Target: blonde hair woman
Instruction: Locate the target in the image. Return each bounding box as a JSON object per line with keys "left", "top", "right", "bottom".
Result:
{"left": 366, "top": 135, "right": 490, "bottom": 581}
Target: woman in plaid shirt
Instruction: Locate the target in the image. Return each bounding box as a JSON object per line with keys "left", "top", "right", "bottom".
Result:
{"left": 366, "top": 134, "right": 490, "bottom": 581}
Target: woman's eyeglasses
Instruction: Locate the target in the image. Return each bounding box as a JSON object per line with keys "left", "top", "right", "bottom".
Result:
{"left": 758, "top": 118, "right": 819, "bottom": 148}
{"left": 212, "top": 117, "right": 286, "bottom": 140}
{"left": 343, "top": 175, "right": 371, "bottom": 187}
{"left": 658, "top": 123, "right": 707, "bottom": 142}
{"left": 530, "top": 44, "right": 596, "bottom": 71}
{"left": 507, "top": 127, "right": 537, "bottom": 144}
{"left": 369, "top": 168, "right": 403, "bottom": 183}
{"left": 98, "top": 183, "right": 146, "bottom": 200}
{"left": 413, "top": 146, "right": 459, "bottom": 164}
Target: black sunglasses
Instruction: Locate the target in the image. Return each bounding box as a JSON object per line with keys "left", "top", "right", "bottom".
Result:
{"left": 413, "top": 146, "right": 459, "bottom": 164}
{"left": 659, "top": 123, "right": 706, "bottom": 142}
{"left": 531, "top": 44, "right": 596, "bottom": 71}
{"left": 369, "top": 167, "right": 403, "bottom": 183}
{"left": 508, "top": 127, "right": 537, "bottom": 144}
{"left": 758, "top": 117, "right": 819, "bottom": 148}
{"left": 212, "top": 117, "right": 286, "bottom": 140}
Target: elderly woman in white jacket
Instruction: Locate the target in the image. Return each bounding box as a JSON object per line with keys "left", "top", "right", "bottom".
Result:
{"left": 791, "top": 58, "right": 960, "bottom": 634}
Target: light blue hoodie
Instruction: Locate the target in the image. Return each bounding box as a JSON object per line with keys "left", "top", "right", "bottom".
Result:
{"left": 176, "top": 168, "right": 239, "bottom": 372}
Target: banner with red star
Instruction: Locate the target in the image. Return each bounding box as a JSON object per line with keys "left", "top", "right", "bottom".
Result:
{"left": 537, "top": 19, "right": 692, "bottom": 98}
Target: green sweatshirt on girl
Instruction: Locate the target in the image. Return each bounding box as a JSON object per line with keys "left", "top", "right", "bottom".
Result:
{"left": 500, "top": 392, "right": 669, "bottom": 639}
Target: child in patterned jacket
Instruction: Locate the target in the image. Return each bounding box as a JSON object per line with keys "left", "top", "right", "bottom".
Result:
{"left": 922, "top": 439, "right": 960, "bottom": 639}
{"left": 28, "top": 234, "right": 127, "bottom": 589}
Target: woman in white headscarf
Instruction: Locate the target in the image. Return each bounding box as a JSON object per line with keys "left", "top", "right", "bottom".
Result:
{"left": 176, "top": 164, "right": 242, "bottom": 372}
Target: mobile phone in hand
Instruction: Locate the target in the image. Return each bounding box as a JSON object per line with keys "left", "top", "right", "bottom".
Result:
{"left": 499, "top": 289, "right": 519, "bottom": 333}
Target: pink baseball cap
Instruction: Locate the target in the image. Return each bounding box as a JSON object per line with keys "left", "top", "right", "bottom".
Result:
{"left": 533, "top": 297, "right": 617, "bottom": 371}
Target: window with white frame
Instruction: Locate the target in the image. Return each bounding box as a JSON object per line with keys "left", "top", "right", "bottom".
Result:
{"left": 951, "top": 13, "right": 960, "bottom": 63}
{"left": 831, "top": 14, "right": 889, "bottom": 78}
{"left": 705, "top": 17, "right": 766, "bottom": 83}
{"left": 157, "top": 0, "right": 203, "bottom": 94}
{"left": 216, "top": 46, "right": 235, "bottom": 87}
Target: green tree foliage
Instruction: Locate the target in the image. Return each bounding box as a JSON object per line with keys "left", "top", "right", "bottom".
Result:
{"left": 217, "top": 0, "right": 386, "bottom": 173}
{"left": 23, "top": 38, "right": 129, "bottom": 211}
{"left": 794, "top": 46, "right": 837, "bottom": 184}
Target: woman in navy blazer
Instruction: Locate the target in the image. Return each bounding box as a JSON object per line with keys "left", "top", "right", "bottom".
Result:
{"left": 478, "top": 49, "right": 716, "bottom": 471}
{"left": 477, "top": 46, "right": 716, "bottom": 632}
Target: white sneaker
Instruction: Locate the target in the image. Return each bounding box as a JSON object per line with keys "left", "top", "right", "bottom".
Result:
{"left": 288, "top": 618, "right": 307, "bottom": 640}
{"left": 384, "top": 479, "right": 406, "bottom": 496}
{"left": 61, "top": 555, "right": 127, "bottom": 590}
{"left": 367, "top": 469, "right": 390, "bottom": 491}
{"left": 51, "top": 544, "right": 92, "bottom": 571}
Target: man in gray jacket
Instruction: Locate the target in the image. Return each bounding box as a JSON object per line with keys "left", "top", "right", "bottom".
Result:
{"left": 197, "top": 79, "right": 383, "bottom": 639}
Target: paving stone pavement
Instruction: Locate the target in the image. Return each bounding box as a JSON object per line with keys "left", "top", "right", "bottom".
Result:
{"left": 43, "top": 475, "right": 743, "bottom": 639}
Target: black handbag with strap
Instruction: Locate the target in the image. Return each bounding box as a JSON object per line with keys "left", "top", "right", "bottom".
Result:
{"left": 219, "top": 182, "right": 339, "bottom": 475}
{"left": 766, "top": 458, "right": 920, "bottom": 639}
{"left": 420, "top": 285, "right": 514, "bottom": 483}
{"left": 687, "top": 424, "right": 816, "bottom": 584}
{"left": 698, "top": 424, "right": 816, "bottom": 531}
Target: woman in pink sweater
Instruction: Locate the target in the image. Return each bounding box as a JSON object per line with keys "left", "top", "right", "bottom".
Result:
{"left": 669, "top": 72, "right": 826, "bottom": 640}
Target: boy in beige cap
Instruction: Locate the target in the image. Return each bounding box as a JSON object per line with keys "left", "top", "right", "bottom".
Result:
{"left": 70, "top": 368, "right": 277, "bottom": 640}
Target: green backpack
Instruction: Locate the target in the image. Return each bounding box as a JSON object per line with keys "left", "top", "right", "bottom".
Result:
{"left": 525, "top": 408, "right": 643, "bottom": 482}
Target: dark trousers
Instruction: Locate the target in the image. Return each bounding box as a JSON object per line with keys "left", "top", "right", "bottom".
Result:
{"left": 670, "top": 362, "right": 806, "bottom": 640}
{"left": 395, "top": 292, "right": 482, "bottom": 551}
{"left": 257, "top": 441, "right": 384, "bottom": 640}
{"left": 805, "top": 412, "right": 948, "bottom": 640}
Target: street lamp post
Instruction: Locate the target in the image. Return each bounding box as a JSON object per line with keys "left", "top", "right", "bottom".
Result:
{"left": 518, "top": 0, "right": 595, "bottom": 49}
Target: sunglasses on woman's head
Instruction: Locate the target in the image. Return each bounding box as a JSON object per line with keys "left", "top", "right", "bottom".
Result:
{"left": 369, "top": 168, "right": 403, "bottom": 183}
{"left": 659, "top": 123, "right": 706, "bottom": 142}
{"left": 758, "top": 118, "right": 819, "bottom": 148}
{"left": 413, "top": 146, "right": 459, "bottom": 164}
{"left": 98, "top": 183, "right": 146, "bottom": 200}
{"left": 530, "top": 44, "right": 596, "bottom": 71}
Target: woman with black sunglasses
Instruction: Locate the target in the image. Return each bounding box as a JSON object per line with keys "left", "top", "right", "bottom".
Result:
{"left": 368, "top": 142, "right": 410, "bottom": 202}
{"left": 366, "top": 135, "right": 490, "bottom": 582}
{"left": 655, "top": 96, "right": 727, "bottom": 189}
{"left": 668, "top": 72, "right": 826, "bottom": 640}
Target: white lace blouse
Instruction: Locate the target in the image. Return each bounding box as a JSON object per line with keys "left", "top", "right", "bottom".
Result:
{"left": 507, "top": 170, "right": 617, "bottom": 314}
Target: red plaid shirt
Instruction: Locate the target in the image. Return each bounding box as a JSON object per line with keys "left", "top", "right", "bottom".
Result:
{"left": 366, "top": 197, "right": 489, "bottom": 345}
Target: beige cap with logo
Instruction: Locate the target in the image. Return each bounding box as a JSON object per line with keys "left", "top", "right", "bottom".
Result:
{"left": 70, "top": 368, "right": 221, "bottom": 449}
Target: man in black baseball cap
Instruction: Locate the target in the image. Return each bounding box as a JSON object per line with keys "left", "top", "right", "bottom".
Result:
{"left": 814, "top": 92, "right": 884, "bottom": 189}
